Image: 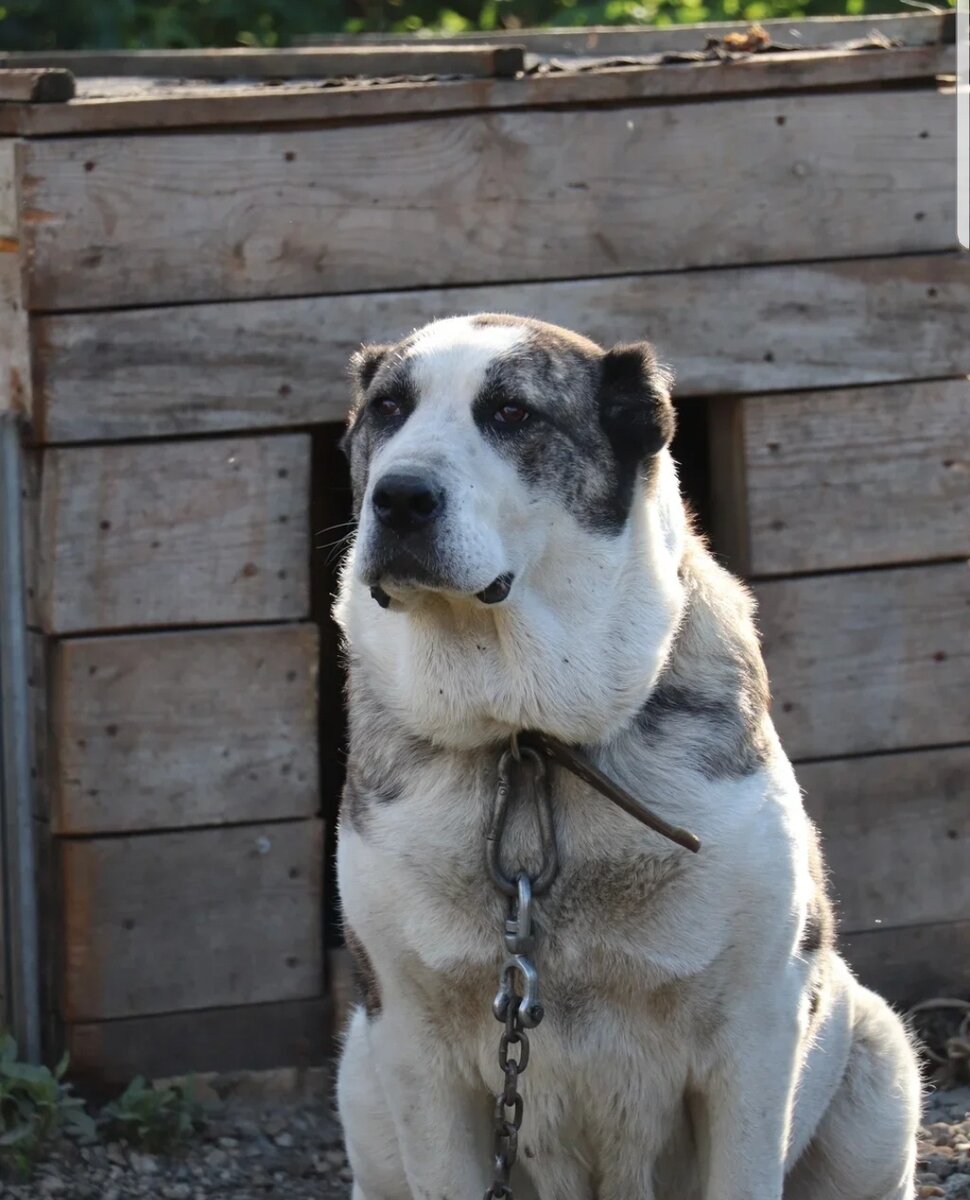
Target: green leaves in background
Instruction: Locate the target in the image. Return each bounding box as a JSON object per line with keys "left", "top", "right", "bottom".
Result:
{"left": 0, "top": 1036, "right": 204, "bottom": 1180}
{"left": 0, "top": 1033, "right": 95, "bottom": 1179}
{"left": 0, "top": 0, "right": 954, "bottom": 51}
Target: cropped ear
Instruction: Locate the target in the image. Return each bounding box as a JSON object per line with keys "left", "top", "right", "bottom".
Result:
{"left": 349, "top": 343, "right": 392, "bottom": 396}
{"left": 597, "top": 342, "right": 675, "bottom": 461}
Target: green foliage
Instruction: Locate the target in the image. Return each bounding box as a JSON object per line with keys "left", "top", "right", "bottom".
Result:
{"left": 0, "top": 1037, "right": 204, "bottom": 1178}
{"left": 100, "top": 1075, "right": 203, "bottom": 1153}
{"left": 0, "top": 1034, "right": 96, "bottom": 1179}
{"left": 0, "top": 0, "right": 954, "bottom": 51}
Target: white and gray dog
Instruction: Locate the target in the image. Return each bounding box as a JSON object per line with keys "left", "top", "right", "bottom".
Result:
{"left": 333, "top": 314, "right": 921, "bottom": 1200}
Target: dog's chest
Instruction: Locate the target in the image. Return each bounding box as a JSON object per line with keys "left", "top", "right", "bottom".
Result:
{"left": 340, "top": 756, "right": 712, "bottom": 1031}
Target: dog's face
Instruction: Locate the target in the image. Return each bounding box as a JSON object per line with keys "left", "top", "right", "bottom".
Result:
{"left": 343, "top": 314, "right": 675, "bottom": 608}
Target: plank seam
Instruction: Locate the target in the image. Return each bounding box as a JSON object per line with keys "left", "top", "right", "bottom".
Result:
{"left": 23, "top": 248, "right": 964, "bottom": 320}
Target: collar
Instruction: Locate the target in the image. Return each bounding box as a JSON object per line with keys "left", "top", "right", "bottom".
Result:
{"left": 515, "top": 729, "right": 701, "bottom": 853}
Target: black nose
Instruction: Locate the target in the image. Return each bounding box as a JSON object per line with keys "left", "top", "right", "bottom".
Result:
{"left": 372, "top": 472, "right": 443, "bottom": 534}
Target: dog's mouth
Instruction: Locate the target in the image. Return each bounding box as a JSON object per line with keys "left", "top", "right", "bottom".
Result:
{"left": 369, "top": 571, "right": 515, "bottom": 609}
{"left": 476, "top": 572, "right": 514, "bottom": 605}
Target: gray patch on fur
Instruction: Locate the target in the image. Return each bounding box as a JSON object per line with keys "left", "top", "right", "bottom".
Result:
{"left": 341, "top": 665, "right": 433, "bottom": 835}
{"left": 343, "top": 352, "right": 419, "bottom": 516}
{"left": 635, "top": 541, "right": 771, "bottom": 781}
{"left": 345, "top": 926, "right": 382, "bottom": 1018}
{"left": 472, "top": 319, "right": 672, "bottom": 534}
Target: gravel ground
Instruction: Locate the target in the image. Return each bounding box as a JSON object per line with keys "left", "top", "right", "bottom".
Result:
{"left": 2, "top": 1079, "right": 968, "bottom": 1198}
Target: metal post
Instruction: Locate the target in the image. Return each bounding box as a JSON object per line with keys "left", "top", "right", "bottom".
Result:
{"left": 0, "top": 413, "right": 41, "bottom": 1061}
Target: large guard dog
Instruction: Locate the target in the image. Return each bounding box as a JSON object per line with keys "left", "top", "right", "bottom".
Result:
{"left": 334, "top": 315, "right": 920, "bottom": 1200}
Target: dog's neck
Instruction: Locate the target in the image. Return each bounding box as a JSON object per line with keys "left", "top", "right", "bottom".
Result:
{"left": 336, "top": 454, "right": 692, "bottom": 751}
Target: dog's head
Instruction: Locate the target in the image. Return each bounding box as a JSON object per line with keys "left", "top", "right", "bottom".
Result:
{"left": 343, "top": 314, "right": 675, "bottom": 605}
{"left": 337, "top": 314, "right": 686, "bottom": 747}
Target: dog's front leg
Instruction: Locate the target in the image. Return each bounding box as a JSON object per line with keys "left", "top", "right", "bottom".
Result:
{"left": 367, "top": 1006, "right": 492, "bottom": 1199}
{"left": 696, "top": 973, "right": 805, "bottom": 1200}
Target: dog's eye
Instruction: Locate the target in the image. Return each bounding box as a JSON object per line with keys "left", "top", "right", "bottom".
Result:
{"left": 493, "top": 403, "right": 531, "bottom": 428}
{"left": 373, "top": 396, "right": 403, "bottom": 419}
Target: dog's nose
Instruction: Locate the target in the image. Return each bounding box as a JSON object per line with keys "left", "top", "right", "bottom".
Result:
{"left": 372, "top": 473, "right": 443, "bottom": 534}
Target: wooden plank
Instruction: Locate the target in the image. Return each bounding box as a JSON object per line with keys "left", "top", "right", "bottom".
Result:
{"left": 66, "top": 998, "right": 329, "bottom": 1084}
{"left": 726, "top": 379, "right": 970, "bottom": 577}
{"left": 0, "top": 141, "right": 30, "bottom": 420}
{"left": 20, "top": 89, "right": 954, "bottom": 312}
{"left": 304, "top": 14, "right": 951, "bottom": 55}
{"left": 840, "top": 921, "right": 970, "bottom": 1008}
{"left": 801, "top": 747, "right": 970, "bottom": 934}
{"left": 60, "top": 819, "right": 323, "bottom": 1022}
{"left": 33, "top": 254, "right": 970, "bottom": 443}
{"left": 757, "top": 562, "right": 970, "bottom": 761}
{"left": 0, "top": 46, "right": 953, "bottom": 137}
{"left": 0, "top": 69, "right": 74, "bottom": 103}
{"left": 0, "top": 45, "right": 524, "bottom": 81}
{"left": 50, "top": 625, "right": 319, "bottom": 836}
{"left": 36, "top": 435, "right": 310, "bottom": 634}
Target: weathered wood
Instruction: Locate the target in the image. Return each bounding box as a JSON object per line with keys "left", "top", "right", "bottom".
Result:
{"left": 839, "top": 920, "right": 970, "bottom": 1008}
{"left": 0, "top": 141, "right": 30, "bottom": 419}
{"left": 0, "top": 46, "right": 953, "bottom": 137}
{"left": 0, "top": 69, "right": 74, "bottom": 103}
{"left": 305, "top": 13, "right": 951, "bottom": 55}
{"left": 66, "top": 998, "right": 329, "bottom": 1084}
{"left": 757, "top": 562, "right": 969, "bottom": 761}
{"left": 717, "top": 379, "right": 970, "bottom": 577}
{"left": 20, "top": 89, "right": 954, "bottom": 312}
{"left": 33, "top": 254, "right": 970, "bottom": 443}
{"left": 36, "top": 435, "right": 310, "bottom": 634}
{"left": 801, "top": 747, "right": 970, "bottom": 933}
{"left": 50, "top": 625, "right": 319, "bottom": 835}
{"left": 0, "top": 45, "right": 524, "bottom": 81}
{"left": 60, "top": 820, "right": 323, "bottom": 1021}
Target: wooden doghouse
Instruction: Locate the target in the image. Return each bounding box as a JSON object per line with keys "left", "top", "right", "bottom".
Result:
{"left": 0, "top": 13, "right": 966, "bottom": 1082}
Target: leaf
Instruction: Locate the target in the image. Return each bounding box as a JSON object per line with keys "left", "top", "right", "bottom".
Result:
{"left": 65, "top": 1107, "right": 98, "bottom": 1142}
{"left": 1, "top": 1061, "right": 52, "bottom": 1086}
{"left": 0, "top": 1035, "right": 18, "bottom": 1066}
{"left": 54, "top": 1052, "right": 70, "bottom": 1081}
{"left": 0, "top": 1123, "right": 35, "bottom": 1147}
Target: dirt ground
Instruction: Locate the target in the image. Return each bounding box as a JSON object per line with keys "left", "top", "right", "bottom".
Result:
{"left": 2, "top": 1077, "right": 969, "bottom": 1199}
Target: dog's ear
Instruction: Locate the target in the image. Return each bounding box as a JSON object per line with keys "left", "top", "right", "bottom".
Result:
{"left": 343, "top": 344, "right": 392, "bottom": 460}
{"left": 598, "top": 342, "right": 675, "bottom": 461}
{"left": 349, "top": 343, "right": 392, "bottom": 396}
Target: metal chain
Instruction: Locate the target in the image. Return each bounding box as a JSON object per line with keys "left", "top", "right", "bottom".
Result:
{"left": 484, "top": 746, "right": 559, "bottom": 1200}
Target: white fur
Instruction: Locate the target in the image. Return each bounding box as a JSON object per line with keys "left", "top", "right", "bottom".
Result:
{"left": 334, "top": 317, "right": 921, "bottom": 1200}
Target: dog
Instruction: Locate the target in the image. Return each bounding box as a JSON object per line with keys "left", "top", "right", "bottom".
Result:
{"left": 333, "top": 314, "right": 921, "bottom": 1200}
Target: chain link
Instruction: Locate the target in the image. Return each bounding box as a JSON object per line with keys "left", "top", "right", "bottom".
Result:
{"left": 483, "top": 746, "right": 558, "bottom": 1200}
{"left": 485, "top": 989, "right": 530, "bottom": 1200}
